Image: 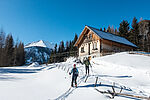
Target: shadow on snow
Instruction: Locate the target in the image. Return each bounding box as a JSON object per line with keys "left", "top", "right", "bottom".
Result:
{"left": 78, "top": 83, "right": 132, "bottom": 91}
{"left": 0, "top": 67, "right": 45, "bottom": 74}
{"left": 90, "top": 75, "right": 132, "bottom": 78}
{"left": 0, "top": 75, "right": 22, "bottom": 81}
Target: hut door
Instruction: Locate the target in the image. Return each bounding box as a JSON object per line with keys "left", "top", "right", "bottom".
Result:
{"left": 88, "top": 43, "right": 90, "bottom": 55}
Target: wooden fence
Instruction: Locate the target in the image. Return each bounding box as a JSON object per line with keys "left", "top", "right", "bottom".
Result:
{"left": 129, "top": 51, "right": 150, "bottom": 57}
{"left": 50, "top": 51, "right": 78, "bottom": 63}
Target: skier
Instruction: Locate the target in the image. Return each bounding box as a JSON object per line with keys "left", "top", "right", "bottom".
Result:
{"left": 84, "top": 57, "right": 92, "bottom": 75}
{"left": 69, "top": 64, "right": 79, "bottom": 87}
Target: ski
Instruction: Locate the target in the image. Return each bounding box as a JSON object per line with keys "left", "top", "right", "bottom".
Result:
{"left": 84, "top": 75, "right": 89, "bottom": 83}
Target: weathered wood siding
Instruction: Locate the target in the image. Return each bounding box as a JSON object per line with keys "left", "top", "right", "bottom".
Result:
{"left": 102, "top": 39, "right": 133, "bottom": 52}
{"left": 79, "top": 30, "right": 101, "bottom": 57}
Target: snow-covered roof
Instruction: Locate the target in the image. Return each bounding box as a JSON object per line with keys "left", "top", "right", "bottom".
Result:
{"left": 87, "top": 26, "right": 137, "bottom": 48}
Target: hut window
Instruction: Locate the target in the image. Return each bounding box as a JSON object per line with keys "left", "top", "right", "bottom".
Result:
{"left": 93, "top": 42, "right": 97, "bottom": 50}
{"left": 89, "top": 34, "right": 92, "bottom": 39}
{"left": 81, "top": 47, "right": 85, "bottom": 53}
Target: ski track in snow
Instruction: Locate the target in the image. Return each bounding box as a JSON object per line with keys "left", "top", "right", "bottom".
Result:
{"left": 52, "top": 63, "right": 123, "bottom": 100}
{"left": 53, "top": 63, "right": 87, "bottom": 100}
{"left": 50, "top": 60, "right": 150, "bottom": 100}
{"left": 54, "top": 75, "right": 86, "bottom": 100}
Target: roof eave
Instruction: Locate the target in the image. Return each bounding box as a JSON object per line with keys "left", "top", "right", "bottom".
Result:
{"left": 86, "top": 25, "right": 103, "bottom": 40}
{"left": 74, "top": 26, "right": 88, "bottom": 47}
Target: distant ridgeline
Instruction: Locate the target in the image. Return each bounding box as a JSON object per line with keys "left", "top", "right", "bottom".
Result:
{"left": 25, "top": 46, "right": 51, "bottom": 64}
{"left": 24, "top": 40, "right": 54, "bottom": 64}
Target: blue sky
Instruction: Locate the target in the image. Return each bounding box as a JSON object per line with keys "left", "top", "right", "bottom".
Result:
{"left": 0, "top": 0, "right": 150, "bottom": 45}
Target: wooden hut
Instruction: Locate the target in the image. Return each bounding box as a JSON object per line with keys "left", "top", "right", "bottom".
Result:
{"left": 74, "top": 25, "right": 137, "bottom": 60}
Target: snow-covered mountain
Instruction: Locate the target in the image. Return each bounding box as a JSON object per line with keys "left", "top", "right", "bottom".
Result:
{"left": 24, "top": 40, "right": 54, "bottom": 64}
{"left": 25, "top": 40, "right": 55, "bottom": 49}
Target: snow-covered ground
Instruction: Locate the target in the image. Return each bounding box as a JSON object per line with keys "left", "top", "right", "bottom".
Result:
{"left": 0, "top": 52, "right": 150, "bottom": 100}
{"left": 91, "top": 52, "right": 150, "bottom": 94}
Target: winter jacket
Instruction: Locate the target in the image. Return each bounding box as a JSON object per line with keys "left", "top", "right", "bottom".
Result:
{"left": 84, "top": 59, "right": 91, "bottom": 67}
{"left": 70, "top": 68, "right": 79, "bottom": 76}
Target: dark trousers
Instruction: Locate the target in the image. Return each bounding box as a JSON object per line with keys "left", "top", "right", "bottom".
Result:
{"left": 71, "top": 75, "right": 78, "bottom": 87}
{"left": 85, "top": 66, "right": 89, "bottom": 75}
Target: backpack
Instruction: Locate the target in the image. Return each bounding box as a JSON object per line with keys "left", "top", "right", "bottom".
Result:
{"left": 73, "top": 68, "right": 79, "bottom": 76}
{"left": 85, "top": 60, "right": 90, "bottom": 66}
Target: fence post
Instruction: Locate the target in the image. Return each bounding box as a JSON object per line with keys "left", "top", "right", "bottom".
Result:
{"left": 120, "top": 86, "right": 123, "bottom": 93}
{"left": 111, "top": 82, "right": 116, "bottom": 98}
{"left": 63, "top": 66, "right": 64, "bottom": 70}
{"left": 99, "top": 82, "right": 101, "bottom": 86}
{"left": 85, "top": 76, "right": 88, "bottom": 83}
{"left": 112, "top": 82, "right": 115, "bottom": 93}
{"left": 95, "top": 77, "right": 98, "bottom": 87}
{"left": 64, "top": 66, "right": 66, "bottom": 71}
{"left": 67, "top": 68, "right": 70, "bottom": 73}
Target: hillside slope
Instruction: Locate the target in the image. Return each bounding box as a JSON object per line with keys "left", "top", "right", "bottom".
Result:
{"left": 0, "top": 52, "right": 149, "bottom": 100}
{"left": 91, "top": 52, "right": 150, "bottom": 95}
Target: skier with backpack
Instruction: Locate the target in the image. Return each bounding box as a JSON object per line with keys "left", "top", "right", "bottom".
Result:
{"left": 83, "top": 57, "right": 92, "bottom": 76}
{"left": 69, "top": 64, "right": 79, "bottom": 87}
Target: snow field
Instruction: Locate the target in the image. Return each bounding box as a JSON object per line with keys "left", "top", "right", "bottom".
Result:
{"left": 0, "top": 65, "right": 71, "bottom": 100}
{"left": 0, "top": 52, "right": 149, "bottom": 100}
{"left": 91, "top": 52, "right": 150, "bottom": 97}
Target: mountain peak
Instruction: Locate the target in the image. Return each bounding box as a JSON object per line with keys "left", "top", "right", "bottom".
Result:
{"left": 25, "top": 40, "right": 54, "bottom": 49}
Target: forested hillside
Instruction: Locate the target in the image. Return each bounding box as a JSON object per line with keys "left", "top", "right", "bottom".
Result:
{"left": 0, "top": 31, "right": 25, "bottom": 67}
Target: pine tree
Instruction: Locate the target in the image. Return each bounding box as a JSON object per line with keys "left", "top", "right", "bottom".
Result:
{"left": 54, "top": 43, "right": 57, "bottom": 54}
{"left": 107, "top": 25, "right": 111, "bottom": 33}
{"left": 0, "top": 29, "right": 5, "bottom": 48}
{"left": 119, "top": 20, "right": 130, "bottom": 39}
{"left": 115, "top": 28, "right": 118, "bottom": 35}
{"left": 72, "top": 34, "right": 78, "bottom": 52}
{"left": 4, "top": 34, "right": 14, "bottom": 66}
{"left": 72, "top": 33, "right": 78, "bottom": 45}
{"left": 58, "top": 41, "right": 65, "bottom": 53}
{"left": 0, "top": 30, "right": 5, "bottom": 66}
{"left": 13, "top": 42, "right": 18, "bottom": 66}
{"left": 111, "top": 25, "right": 115, "bottom": 34}
{"left": 100, "top": 28, "right": 102, "bottom": 31}
{"left": 0, "top": 31, "right": 25, "bottom": 66}
{"left": 18, "top": 42, "right": 25, "bottom": 65}
{"left": 103, "top": 28, "right": 106, "bottom": 32}
{"left": 49, "top": 50, "right": 54, "bottom": 63}
{"left": 147, "top": 22, "right": 150, "bottom": 52}
{"left": 65, "top": 41, "right": 69, "bottom": 52}
{"left": 130, "top": 17, "right": 139, "bottom": 46}
{"left": 69, "top": 40, "right": 73, "bottom": 51}
{"left": 140, "top": 20, "right": 150, "bottom": 52}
